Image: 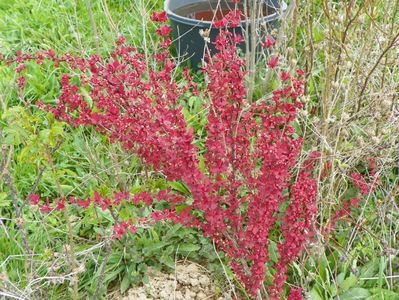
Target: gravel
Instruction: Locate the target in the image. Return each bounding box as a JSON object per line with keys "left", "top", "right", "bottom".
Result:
{"left": 122, "top": 262, "right": 224, "bottom": 300}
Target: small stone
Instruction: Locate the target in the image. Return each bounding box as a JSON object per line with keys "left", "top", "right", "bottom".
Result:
{"left": 184, "top": 293, "right": 192, "bottom": 300}
{"left": 159, "top": 290, "right": 169, "bottom": 299}
{"left": 196, "top": 291, "right": 207, "bottom": 299}
{"left": 175, "top": 291, "right": 184, "bottom": 300}
{"left": 177, "top": 273, "right": 190, "bottom": 285}
{"left": 186, "top": 263, "right": 198, "bottom": 273}
{"left": 147, "top": 286, "right": 158, "bottom": 298}
{"left": 137, "top": 293, "right": 147, "bottom": 300}
{"left": 198, "top": 275, "right": 210, "bottom": 287}
{"left": 184, "top": 288, "right": 196, "bottom": 299}
{"left": 190, "top": 278, "right": 199, "bottom": 287}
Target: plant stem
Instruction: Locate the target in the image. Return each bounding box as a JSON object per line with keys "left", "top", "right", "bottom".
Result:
{"left": 46, "top": 147, "right": 79, "bottom": 300}
{"left": 86, "top": 0, "right": 100, "bottom": 55}
{"left": 92, "top": 240, "right": 112, "bottom": 300}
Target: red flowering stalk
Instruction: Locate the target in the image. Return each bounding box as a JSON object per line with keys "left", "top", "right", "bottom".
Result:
{"left": 351, "top": 172, "right": 376, "bottom": 196}
{"left": 287, "top": 288, "right": 303, "bottom": 300}
{"left": 28, "top": 191, "right": 142, "bottom": 240}
{"left": 8, "top": 12, "right": 319, "bottom": 298}
{"left": 270, "top": 156, "right": 318, "bottom": 298}
{"left": 323, "top": 162, "right": 378, "bottom": 237}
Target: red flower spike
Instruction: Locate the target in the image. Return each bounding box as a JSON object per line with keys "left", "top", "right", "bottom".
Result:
{"left": 351, "top": 172, "right": 371, "bottom": 195}
{"left": 116, "top": 36, "right": 126, "bottom": 46}
{"left": 349, "top": 197, "right": 360, "bottom": 207}
{"left": 267, "top": 56, "right": 279, "bottom": 69}
{"left": 29, "top": 194, "right": 40, "bottom": 205}
{"left": 132, "top": 192, "right": 153, "bottom": 206}
{"left": 113, "top": 192, "right": 129, "bottom": 206}
{"left": 296, "top": 69, "right": 305, "bottom": 76}
{"left": 113, "top": 220, "right": 137, "bottom": 239}
{"left": 161, "top": 38, "right": 172, "bottom": 49}
{"left": 76, "top": 199, "right": 90, "bottom": 209}
{"left": 36, "top": 100, "right": 44, "bottom": 109}
{"left": 262, "top": 35, "right": 275, "bottom": 48}
{"left": 156, "top": 25, "right": 172, "bottom": 37}
{"left": 17, "top": 76, "right": 26, "bottom": 89}
{"left": 233, "top": 34, "right": 244, "bottom": 44}
{"left": 150, "top": 11, "right": 168, "bottom": 22}
{"left": 55, "top": 198, "right": 66, "bottom": 211}
{"left": 213, "top": 19, "right": 227, "bottom": 29}
{"left": 288, "top": 288, "right": 303, "bottom": 300}
{"left": 16, "top": 63, "right": 26, "bottom": 73}
{"left": 224, "top": 10, "right": 241, "bottom": 28}
{"left": 112, "top": 223, "right": 127, "bottom": 239}
{"left": 40, "top": 204, "right": 51, "bottom": 214}
{"left": 281, "top": 71, "right": 291, "bottom": 82}
{"left": 40, "top": 198, "right": 52, "bottom": 214}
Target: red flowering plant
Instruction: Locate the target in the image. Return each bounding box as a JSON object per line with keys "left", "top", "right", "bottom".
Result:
{"left": 5, "top": 11, "right": 319, "bottom": 299}
{"left": 322, "top": 159, "right": 379, "bottom": 238}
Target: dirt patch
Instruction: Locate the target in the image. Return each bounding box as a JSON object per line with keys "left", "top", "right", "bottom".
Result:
{"left": 122, "top": 261, "right": 225, "bottom": 300}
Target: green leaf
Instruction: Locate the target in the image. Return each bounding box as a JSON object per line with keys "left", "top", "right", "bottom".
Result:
{"left": 268, "top": 240, "right": 278, "bottom": 263}
{"left": 0, "top": 192, "right": 11, "bottom": 207}
{"left": 309, "top": 287, "right": 324, "bottom": 300}
{"left": 60, "top": 184, "right": 73, "bottom": 194}
{"left": 39, "top": 128, "right": 51, "bottom": 143}
{"left": 3, "top": 126, "right": 28, "bottom": 145}
{"left": 169, "top": 181, "right": 191, "bottom": 196}
{"left": 319, "top": 256, "right": 328, "bottom": 282}
{"left": 143, "top": 241, "right": 167, "bottom": 254}
{"left": 104, "top": 265, "right": 125, "bottom": 283}
{"left": 378, "top": 256, "right": 386, "bottom": 288}
{"left": 175, "top": 204, "right": 189, "bottom": 214}
{"left": 340, "top": 274, "right": 358, "bottom": 292}
{"left": 337, "top": 272, "right": 346, "bottom": 285}
{"left": 367, "top": 288, "right": 399, "bottom": 300}
{"left": 80, "top": 87, "right": 93, "bottom": 108}
{"left": 160, "top": 254, "right": 175, "bottom": 269}
{"left": 360, "top": 259, "right": 379, "bottom": 278}
{"left": 340, "top": 288, "right": 371, "bottom": 300}
{"left": 163, "top": 224, "right": 182, "bottom": 240}
{"left": 120, "top": 273, "right": 131, "bottom": 294}
{"left": 178, "top": 243, "right": 201, "bottom": 252}
{"left": 198, "top": 155, "right": 206, "bottom": 173}
{"left": 292, "top": 261, "right": 302, "bottom": 277}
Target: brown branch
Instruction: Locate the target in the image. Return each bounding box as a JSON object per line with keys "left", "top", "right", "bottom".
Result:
{"left": 357, "top": 31, "right": 399, "bottom": 112}
{"left": 2, "top": 168, "right": 37, "bottom": 284}
{"left": 28, "top": 141, "right": 63, "bottom": 196}
{"left": 333, "top": 2, "right": 364, "bottom": 82}
{"left": 86, "top": 0, "right": 100, "bottom": 55}
{"left": 92, "top": 240, "right": 112, "bottom": 300}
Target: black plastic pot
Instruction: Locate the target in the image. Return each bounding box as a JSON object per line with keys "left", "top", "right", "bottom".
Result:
{"left": 164, "top": 0, "right": 287, "bottom": 69}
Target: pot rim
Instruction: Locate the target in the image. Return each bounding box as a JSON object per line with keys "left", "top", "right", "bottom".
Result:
{"left": 164, "top": 0, "right": 287, "bottom": 27}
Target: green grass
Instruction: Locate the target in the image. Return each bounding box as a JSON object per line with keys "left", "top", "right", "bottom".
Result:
{"left": 1, "top": 0, "right": 398, "bottom": 299}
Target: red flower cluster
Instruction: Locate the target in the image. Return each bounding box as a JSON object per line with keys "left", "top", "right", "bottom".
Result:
{"left": 288, "top": 288, "right": 303, "bottom": 300}
{"left": 150, "top": 11, "right": 168, "bottom": 22}
{"left": 28, "top": 191, "right": 139, "bottom": 239}
{"left": 351, "top": 172, "right": 373, "bottom": 195}
{"left": 213, "top": 9, "right": 242, "bottom": 29}
{"left": 262, "top": 35, "right": 275, "bottom": 48}
{"left": 323, "top": 163, "right": 378, "bottom": 237}
{"left": 10, "top": 12, "right": 319, "bottom": 299}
